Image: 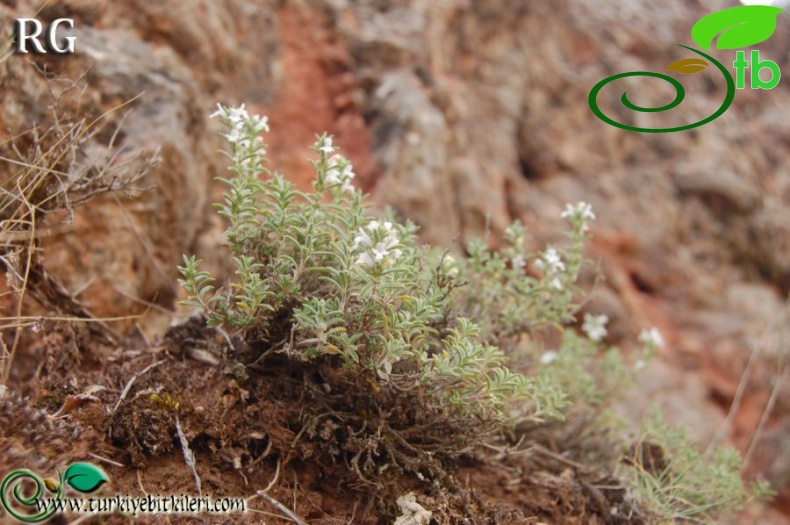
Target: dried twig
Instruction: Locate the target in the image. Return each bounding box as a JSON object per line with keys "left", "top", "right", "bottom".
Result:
{"left": 742, "top": 372, "right": 784, "bottom": 473}
{"left": 136, "top": 469, "right": 148, "bottom": 495}
{"left": 705, "top": 304, "right": 786, "bottom": 456}
{"left": 176, "top": 416, "right": 202, "bottom": 496}
{"left": 112, "top": 359, "right": 164, "bottom": 414}
{"left": 263, "top": 458, "right": 281, "bottom": 493}
{"left": 87, "top": 453, "right": 125, "bottom": 469}
{"left": 255, "top": 490, "right": 308, "bottom": 525}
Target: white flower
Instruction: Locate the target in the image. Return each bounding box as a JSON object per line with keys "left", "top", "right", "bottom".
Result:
{"left": 226, "top": 104, "right": 249, "bottom": 125}
{"left": 325, "top": 155, "right": 355, "bottom": 192}
{"left": 353, "top": 229, "right": 372, "bottom": 250}
{"left": 372, "top": 242, "right": 391, "bottom": 262}
{"left": 212, "top": 103, "right": 250, "bottom": 127}
{"left": 211, "top": 103, "right": 269, "bottom": 154}
{"left": 317, "top": 135, "right": 335, "bottom": 155}
{"left": 368, "top": 220, "right": 393, "bottom": 235}
{"left": 211, "top": 102, "right": 235, "bottom": 120}
{"left": 582, "top": 313, "right": 608, "bottom": 342}
{"left": 354, "top": 220, "right": 402, "bottom": 268}
{"left": 248, "top": 114, "right": 269, "bottom": 134}
{"left": 540, "top": 351, "right": 559, "bottom": 365}
{"left": 355, "top": 252, "right": 374, "bottom": 266}
{"left": 380, "top": 235, "right": 400, "bottom": 255}
{"left": 561, "top": 201, "right": 595, "bottom": 221}
{"left": 512, "top": 253, "right": 526, "bottom": 270}
{"left": 638, "top": 327, "right": 665, "bottom": 349}
{"left": 561, "top": 201, "right": 596, "bottom": 232}
{"left": 210, "top": 103, "right": 224, "bottom": 119}
{"left": 442, "top": 255, "right": 459, "bottom": 277}
{"left": 634, "top": 359, "right": 646, "bottom": 371}
{"left": 535, "top": 247, "right": 565, "bottom": 289}
{"left": 222, "top": 125, "right": 244, "bottom": 145}
{"left": 542, "top": 247, "right": 565, "bottom": 273}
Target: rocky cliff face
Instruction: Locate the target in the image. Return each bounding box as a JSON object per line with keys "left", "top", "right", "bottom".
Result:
{"left": 2, "top": 0, "right": 789, "bottom": 520}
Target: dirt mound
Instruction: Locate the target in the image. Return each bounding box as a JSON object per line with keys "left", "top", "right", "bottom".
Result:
{"left": 1, "top": 317, "right": 646, "bottom": 523}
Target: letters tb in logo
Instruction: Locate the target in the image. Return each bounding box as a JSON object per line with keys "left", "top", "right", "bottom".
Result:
{"left": 14, "top": 18, "right": 76, "bottom": 54}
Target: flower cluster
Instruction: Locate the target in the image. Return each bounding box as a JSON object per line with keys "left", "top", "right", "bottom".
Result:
{"left": 561, "top": 201, "right": 596, "bottom": 233}
{"left": 535, "top": 246, "right": 565, "bottom": 290}
{"left": 504, "top": 222, "right": 527, "bottom": 271}
{"left": 314, "top": 135, "right": 355, "bottom": 193}
{"left": 325, "top": 155, "right": 355, "bottom": 193}
{"left": 639, "top": 327, "right": 665, "bottom": 349}
{"left": 210, "top": 103, "right": 269, "bottom": 174}
{"left": 635, "top": 326, "right": 665, "bottom": 370}
{"left": 210, "top": 103, "right": 269, "bottom": 150}
{"left": 317, "top": 135, "right": 335, "bottom": 155}
{"left": 442, "top": 254, "right": 460, "bottom": 278}
{"left": 354, "top": 220, "right": 403, "bottom": 267}
{"left": 582, "top": 313, "right": 608, "bottom": 342}
{"left": 540, "top": 350, "right": 559, "bottom": 365}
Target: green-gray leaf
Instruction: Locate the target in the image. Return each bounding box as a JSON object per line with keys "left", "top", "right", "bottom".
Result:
{"left": 691, "top": 5, "right": 783, "bottom": 50}
{"left": 64, "top": 463, "right": 109, "bottom": 493}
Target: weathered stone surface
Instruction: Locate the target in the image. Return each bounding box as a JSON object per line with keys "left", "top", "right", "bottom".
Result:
{"left": 674, "top": 168, "right": 762, "bottom": 216}
{"left": 0, "top": 5, "right": 220, "bottom": 335}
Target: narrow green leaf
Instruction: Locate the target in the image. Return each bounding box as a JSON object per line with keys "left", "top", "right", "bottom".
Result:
{"left": 691, "top": 5, "right": 783, "bottom": 50}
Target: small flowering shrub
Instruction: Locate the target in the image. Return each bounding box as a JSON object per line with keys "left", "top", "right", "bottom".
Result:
{"left": 455, "top": 209, "right": 590, "bottom": 343}
{"left": 178, "top": 105, "right": 632, "bottom": 420}
{"left": 179, "top": 104, "right": 569, "bottom": 423}
{"left": 178, "top": 104, "right": 767, "bottom": 521}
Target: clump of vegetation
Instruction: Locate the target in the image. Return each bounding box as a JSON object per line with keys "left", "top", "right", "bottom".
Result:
{"left": 178, "top": 103, "right": 568, "bottom": 427}
{"left": 620, "top": 409, "right": 774, "bottom": 522}
{"left": 178, "top": 104, "right": 770, "bottom": 522}
{"left": 0, "top": 80, "right": 156, "bottom": 387}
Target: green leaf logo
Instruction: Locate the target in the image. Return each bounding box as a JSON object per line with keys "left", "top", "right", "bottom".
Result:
{"left": 691, "top": 5, "right": 783, "bottom": 50}
{"left": 63, "top": 463, "right": 108, "bottom": 493}
{"left": 666, "top": 57, "right": 709, "bottom": 74}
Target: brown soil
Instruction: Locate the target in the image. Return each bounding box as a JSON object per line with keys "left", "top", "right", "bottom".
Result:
{"left": 1, "top": 317, "right": 644, "bottom": 524}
